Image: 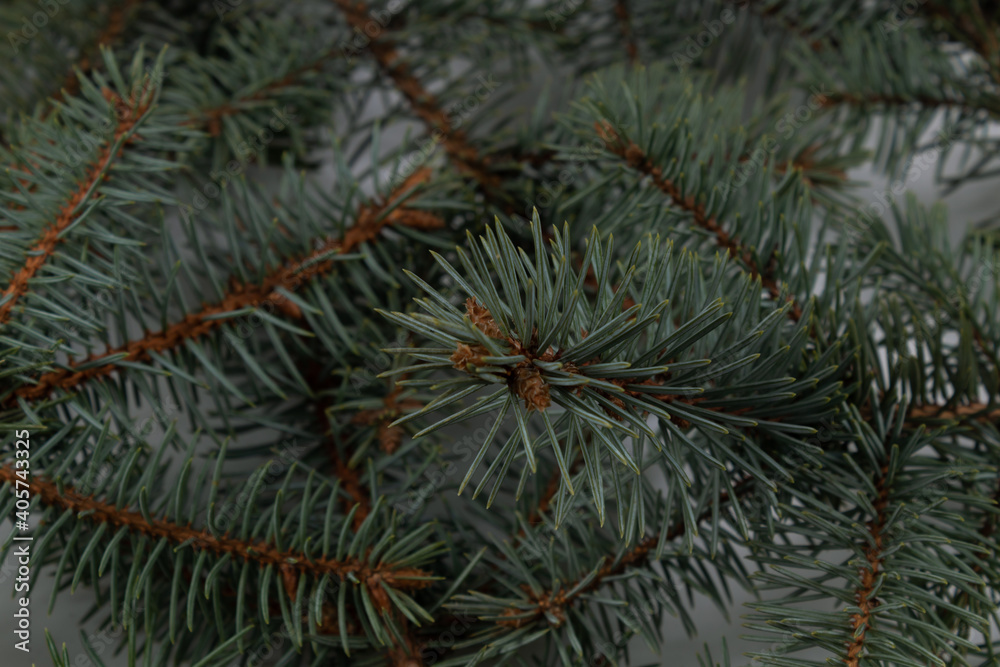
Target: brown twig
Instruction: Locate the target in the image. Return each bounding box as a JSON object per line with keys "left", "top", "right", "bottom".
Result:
{"left": 844, "top": 464, "right": 889, "bottom": 666}
{"left": 315, "top": 375, "right": 421, "bottom": 531}
{"left": 5, "top": 168, "right": 444, "bottom": 404}
{"left": 614, "top": 0, "right": 638, "bottom": 64}
{"left": 497, "top": 475, "right": 757, "bottom": 629}
{"left": 316, "top": 393, "right": 373, "bottom": 531}
{"left": 332, "top": 0, "right": 505, "bottom": 204}
{"left": 904, "top": 401, "right": 1000, "bottom": 427}
{"left": 595, "top": 120, "right": 804, "bottom": 322}
{"left": 0, "top": 465, "right": 433, "bottom": 593}
{"left": 0, "top": 86, "right": 154, "bottom": 326}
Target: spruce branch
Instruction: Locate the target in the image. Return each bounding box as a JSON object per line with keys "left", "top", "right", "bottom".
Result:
{"left": 4, "top": 3, "right": 1000, "bottom": 664}
{"left": 454, "top": 473, "right": 758, "bottom": 641}
{"left": 596, "top": 120, "right": 804, "bottom": 322}
{"left": 381, "top": 218, "right": 836, "bottom": 526}
{"left": 318, "top": 393, "right": 373, "bottom": 531}
{"left": 844, "top": 462, "right": 889, "bottom": 667}
{"left": 819, "top": 90, "right": 988, "bottom": 115}
{"left": 614, "top": 0, "right": 639, "bottom": 64}
{"left": 332, "top": 0, "right": 504, "bottom": 204}
{"left": 4, "top": 167, "right": 443, "bottom": 405}
{"left": 0, "top": 464, "right": 434, "bottom": 590}
{"left": 0, "top": 60, "right": 159, "bottom": 326}
{"left": 745, "top": 398, "right": 992, "bottom": 665}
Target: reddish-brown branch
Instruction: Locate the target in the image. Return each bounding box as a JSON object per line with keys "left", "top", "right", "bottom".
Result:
{"left": 313, "top": 380, "right": 401, "bottom": 532}
{"left": 386, "top": 619, "right": 425, "bottom": 667}
{"left": 317, "top": 397, "right": 373, "bottom": 531}
{"left": 845, "top": 464, "right": 889, "bottom": 666}
{"left": 0, "top": 465, "right": 432, "bottom": 592}
{"left": 6, "top": 168, "right": 444, "bottom": 404}
{"left": 332, "top": 0, "right": 502, "bottom": 199}
{"left": 614, "top": 0, "right": 638, "bottom": 64}
{"left": 904, "top": 402, "right": 1000, "bottom": 426}
{"left": 0, "top": 87, "right": 153, "bottom": 326}
{"left": 351, "top": 379, "right": 422, "bottom": 456}
{"left": 497, "top": 475, "right": 756, "bottom": 629}
{"left": 311, "top": 368, "right": 421, "bottom": 532}
{"left": 596, "top": 121, "right": 803, "bottom": 322}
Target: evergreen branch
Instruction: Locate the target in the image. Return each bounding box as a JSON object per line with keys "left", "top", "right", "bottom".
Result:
{"left": 595, "top": 120, "right": 804, "bottom": 322}
{"left": 314, "top": 371, "right": 422, "bottom": 531}
{"left": 332, "top": 0, "right": 503, "bottom": 200}
{"left": 844, "top": 463, "right": 889, "bottom": 667}
{"left": 494, "top": 474, "right": 757, "bottom": 630}
{"left": 0, "top": 84, "right": 155, "bottom": 326}
{"left": 308, "top": 365, "right": 382, "bottom": 532}
{"left": 0, "top": 463, "right": 433, "bottom": 589}
{"left": 614, "top": 0, "right": 638, "bottom": 64}
{"left": 925, "top": 1, "right": 1000, "bottom": 84}
{"left": 6, "top": 168, "right": 444, "bottom": 403}
{"left": 350, "top": 379, "right": 422, "bottom": 456}
{"left": 383, "top": 219, "right": 843, "bottom": 524}
{"left": 319, "top": 395, "right": 372, "bottom": 531}
{"left": 744, "top": 403, "right": 990, "bottom": 664}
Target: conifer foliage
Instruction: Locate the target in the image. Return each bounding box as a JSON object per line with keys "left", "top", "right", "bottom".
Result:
{"left": 1, "top": 1, "right": 999, "bottom": 666}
